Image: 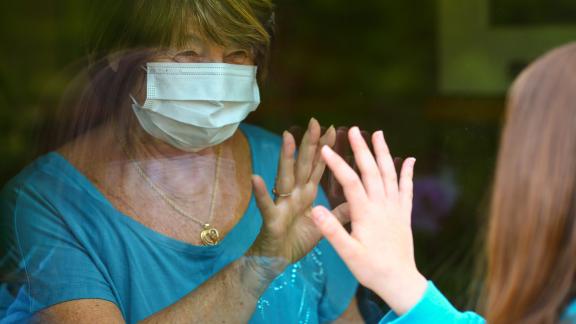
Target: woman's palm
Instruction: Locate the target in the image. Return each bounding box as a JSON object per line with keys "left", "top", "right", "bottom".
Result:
{"left": 250, "top": 119, "right": 343, "bottom": 265}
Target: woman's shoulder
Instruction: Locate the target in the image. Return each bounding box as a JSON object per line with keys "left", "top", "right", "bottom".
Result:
{"left": 3, "top": 124, "right": 120, "bottom": 203}
{"left": 0, "top": 153, "right": 85, "bottom": 241}
{"left": 2, "top": 153, "right": 69, "bottom": 191}
{"left": 0, "top": 152, "right": 93, "bottom": 211}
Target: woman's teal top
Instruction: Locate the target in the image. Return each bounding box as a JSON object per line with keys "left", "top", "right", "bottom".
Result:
{"left": 0, "top": 124, "right": 358, "bottom": 323}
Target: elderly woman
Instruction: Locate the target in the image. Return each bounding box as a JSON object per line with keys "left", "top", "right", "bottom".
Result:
{"left": 0, "top": 1, "right": 360, "bottom": 323}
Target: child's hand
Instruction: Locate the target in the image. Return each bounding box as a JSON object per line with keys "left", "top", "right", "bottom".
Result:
{"left": 312, "top": 127, "right": 427, "bottom": 315}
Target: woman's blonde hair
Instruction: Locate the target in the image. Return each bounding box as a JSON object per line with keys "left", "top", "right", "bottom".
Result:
{"left": 89, "top": 0, "right": 275, "bottom": 79}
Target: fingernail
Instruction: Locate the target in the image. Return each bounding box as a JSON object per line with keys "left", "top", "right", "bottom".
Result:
{"left": 350, "top": 126, "right": 360, "bottom": 136}
{"left": 321, "top": 145, "right": 333, "bottom": 156}
{"left": 409, "top": 158, "right": 416, "bottom": 167}
{"left": 309, "top": 117, "right": 317, "bottom": 128}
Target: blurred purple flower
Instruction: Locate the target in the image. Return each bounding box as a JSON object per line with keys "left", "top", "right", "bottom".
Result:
{"left": 411, "top": 172, "right": 458, "bottom": 234}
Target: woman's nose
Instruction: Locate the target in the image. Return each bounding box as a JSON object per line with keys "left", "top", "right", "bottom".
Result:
{"left": 198, "top": 56, "right": 224, "bottom": 63}
{"left": 201, "top": 47, "right": 226, "bottom": 63}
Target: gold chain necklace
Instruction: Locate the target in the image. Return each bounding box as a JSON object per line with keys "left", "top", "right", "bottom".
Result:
{"left": 121, "top": 140, "right": 223, "bottom": 246}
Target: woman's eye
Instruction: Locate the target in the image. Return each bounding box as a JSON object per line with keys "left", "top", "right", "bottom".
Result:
{"left": 174, "top": 50, "right": 199, "bottom": 62}
{"left": 226, "top": 51, "right": 249, "bottom": 62}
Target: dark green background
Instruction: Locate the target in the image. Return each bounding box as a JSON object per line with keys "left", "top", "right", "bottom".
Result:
{"left": 491, "top": 0, "right": 576, "bottom": 25}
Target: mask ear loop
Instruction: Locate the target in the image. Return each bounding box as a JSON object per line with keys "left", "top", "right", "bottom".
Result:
{"left": 129, "top": 65, "right": 149, "bottom": 106}
{"left": 129, "top": 94, "right": 140, "bottom": 106}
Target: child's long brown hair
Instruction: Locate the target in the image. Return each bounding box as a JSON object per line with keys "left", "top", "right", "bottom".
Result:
{"left": 485, "top": 43, "right": 576, "bottom": 323}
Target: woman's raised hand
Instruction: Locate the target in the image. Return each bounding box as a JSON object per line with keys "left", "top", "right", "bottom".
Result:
{"left": 249, "top": 118, "right": 348, "bottom": 271}
{"left": 311, "top": 127, "right": 428, "bottom": 315}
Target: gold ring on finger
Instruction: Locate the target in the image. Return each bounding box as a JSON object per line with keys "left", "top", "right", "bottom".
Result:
{"left": 273, "top": 188, "right": 292, "bottom": 197}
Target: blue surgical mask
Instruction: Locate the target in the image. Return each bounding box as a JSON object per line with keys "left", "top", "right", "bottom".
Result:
{"left": 131, "top": 62, "right": 260, "bottom": 152}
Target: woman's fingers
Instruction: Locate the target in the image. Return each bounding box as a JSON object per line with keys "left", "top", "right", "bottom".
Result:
{"left": 251, "top": 175, "right": 276, "bottom": 221}
{"left": 331, "top": 202, "right": 351, "bottom": 225}
{"left": 324, "top": 125, "right": 337, "bottom": 148}
{"left": 321, "top": 145, "right": 368, "bottom": 206}
{"left": 275, "top": 131, "right": 296, "bottom": 198}
{"left": 310, "top": 125, "right": 336, "bottom": 184}
{"left": 312, "top": 205, "right": 361, "bottom": 261}
{"left": 295, "top": 118, "right": 321, "bottom": 185}
{"left": 322, "top": 127, "right": 350, "bottom": 206}
{"left": 399, "top": 158, "right": 416, "bottom": 223}
{"left": 348, "top": 127, "right": 385, "bottom": 199}
{"left": 372, "top": 131, "right": 399, "bottom": 198}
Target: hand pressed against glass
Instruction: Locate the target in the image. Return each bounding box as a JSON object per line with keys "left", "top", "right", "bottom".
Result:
{"left": 249, "top": 118, "right": 348, "bottom": 270}
{"left": 312, "top": 127, "right": 428, "bottom": 316}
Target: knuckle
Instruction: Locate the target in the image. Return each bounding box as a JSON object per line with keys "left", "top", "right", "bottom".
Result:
{"left": 343, "top": 173, "right": 361, "bottom": 187}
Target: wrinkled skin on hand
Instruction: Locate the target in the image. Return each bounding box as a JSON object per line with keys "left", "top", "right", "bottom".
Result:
{"left": 248, "top": 118, "right": 349, "bottom": 272}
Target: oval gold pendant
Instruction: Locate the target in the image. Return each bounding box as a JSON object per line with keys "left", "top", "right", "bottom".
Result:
{"left": 200, "top": 224, "right": 220, "bottom": 246}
